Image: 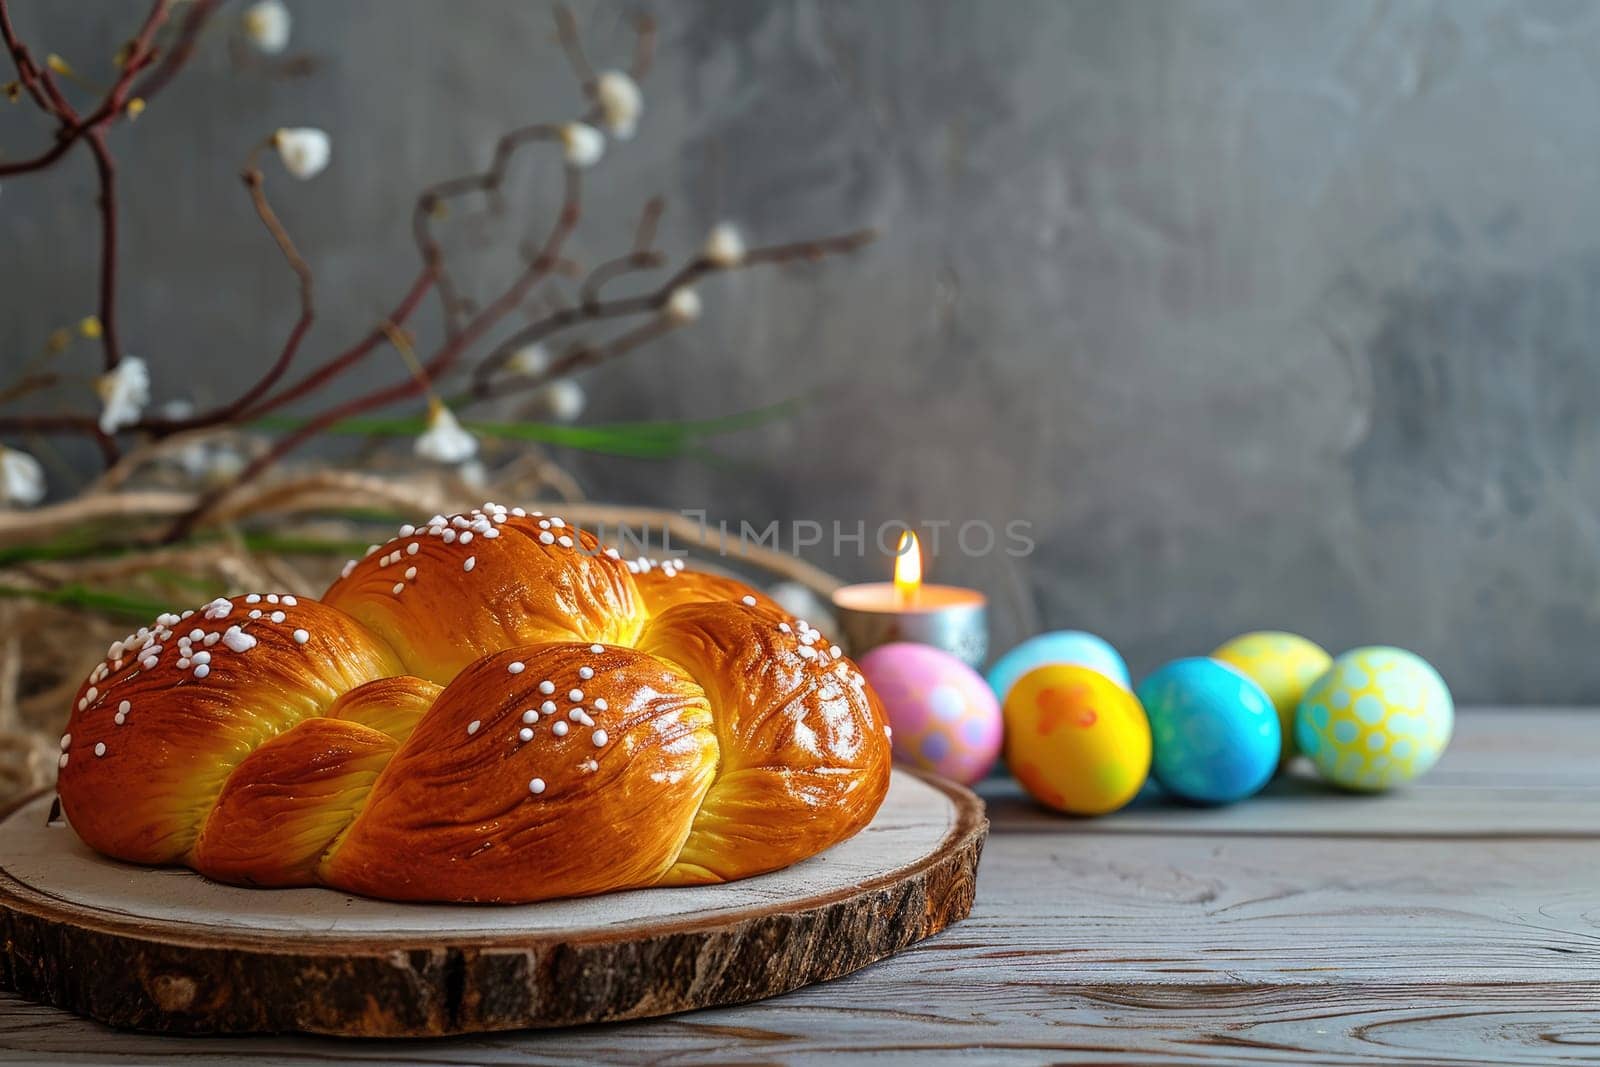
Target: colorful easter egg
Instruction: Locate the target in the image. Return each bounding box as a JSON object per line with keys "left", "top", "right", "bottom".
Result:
{"left": 1211, "top": 631, "right": 1332, "bottom": 763}
{"left": 859, "top": 642, "right": 1002, "bottom": 785}
{"left": 1002, "top": 664, "right": 1151, "bottom": 815}
{"left": 1137, "top": 657, "right": 1280, "bottom": 805}
{"left": 1295, "top": 646, "right": 1452, "bottom": 792}
{"left": 986, "top": 630, "right": 1131, "bottom": 701}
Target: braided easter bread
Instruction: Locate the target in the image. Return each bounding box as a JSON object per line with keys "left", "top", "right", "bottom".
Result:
{"left": 55, "top": 504, "right": 891, "bottom": 903}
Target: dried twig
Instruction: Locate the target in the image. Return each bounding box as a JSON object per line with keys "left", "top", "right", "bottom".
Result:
{"left": 471, "top": 227, "right": 879, "bottom": 398}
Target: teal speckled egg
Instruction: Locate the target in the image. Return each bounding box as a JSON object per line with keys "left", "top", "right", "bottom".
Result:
{"left": 1137, "top": 657, "right": 1280, "bottom": 806}
{"left": 1295, "top": 646, "right": 1452, "bottom": 792}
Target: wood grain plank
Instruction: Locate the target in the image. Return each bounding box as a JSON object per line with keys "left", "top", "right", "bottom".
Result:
{"left": 5, "top": 829, "right": 1600, "bottom": 1062}
{"left": 6, "top": 983, "right": 1600, "bottom": 1064}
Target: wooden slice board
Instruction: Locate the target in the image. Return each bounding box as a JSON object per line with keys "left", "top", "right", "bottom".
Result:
{"left": 0, "top": 769, "right": 985, "bottom": 1037}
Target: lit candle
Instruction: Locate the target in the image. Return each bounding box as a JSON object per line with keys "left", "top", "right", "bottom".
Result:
{"left": 832, "top": 531, "right": 989, "bottom": 668}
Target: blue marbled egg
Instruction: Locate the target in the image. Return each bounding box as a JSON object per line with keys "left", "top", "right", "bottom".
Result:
{"left": 1137, "top": 657, "right": 1280, "bottom": 805}
{"left": 987, "top": 630, "right": 1131, "bottom": 701}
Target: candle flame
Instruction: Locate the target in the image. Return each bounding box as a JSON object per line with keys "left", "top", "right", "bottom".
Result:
{"left": 894, "top": 530, "right": 922, "bottom": 605}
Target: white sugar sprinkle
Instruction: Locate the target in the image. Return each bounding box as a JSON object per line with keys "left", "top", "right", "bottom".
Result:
{"left": 539, "top": 531, "right": 555, "bottom": 545}
{"left": 192, "top": 651, "right": 211, "bottom": 665}
{"left": 93, "top": 742, "right": 106, "bottom": 757}
{"left": 538, "top": 680, "right": 555, "bottom": 695}
{"left": 271, "top": 610, "right": 287, "bottom": 623}
{"left": 568, "top": 688, "right": 583, "bottom": 702}
{"left": 557, "top": 535, "right": 573, "bottom": 548}
{"left": 550, "top": 517, "right": 565, "bottom": 528}
{"left": 59, "top": 733, "right": 70, "bottom": 750}
{"left": 830, "top": 645, "right": 843, "bottom": 658}
{"left": 203, "top": 632, "right": 220, "bottom": 646}
{"left": 508, "top": 661, "right": 526, "bottom": 675}
{"left": 522, "top": 709, "right": 538, "bottom": 724}
{"left": 519, "top": 727, "right": 534, "bottom": 742}
{"left": 404, "top": 567, "right": 417, "bottom": 581}
{"left": 194, "top": 664, "right": 211, "bottom": 679}
{"left": 592, "top": 697, "right": 608, "bottom": 711}
{"left": 341, "top": 560, "right": 356, "bottom": 578}
{"left": 282, "top": 595, "right": 297, "bottom": 606}
{"left": 463, "top": 556, "right": 476, "bottom": 572}
{"left": 399, "top": 524, "right": 415, "bottom": 537}
{"left": 293, "top": 629, "right": 310, "bottom": 645}
{"left": 778, "top": 623, "right": 791, "bottom": 633}
{"left": 266, "top": 594, "right": 279, "bottom": 604}
{"left": 467, "top": 719, "right": 481, "bottom": 735}
{"left": 528, "top": 777, "right": 546, "bottom": 794}
{"left": 741, "top": 595, "right": 757, "bottom": 606}
{"left": 245, "top": 594, "right": 261, "bottom": 604}
{"left": 443, "top": 529, "right": 457, "bottom": 544}
{"left": 590, "top": 643, "right": 605, "bottom": 654}
{"left": 391, "top": 584, "right": 404, "bottom": 596}
{"left": 118, "top": 700, "right": 130, "bottom": 714}
{"left": 552, "top": 721, "right": 569, "bottom": 736}
{"left": 460, "top": 531, "right": 474, "bottom": 545}
{"left": 408, "top": 542, "right": 420, "bottom": 555}
{"left": 540, "top": 700, "right": 557, "bottom": 714}
{"left": 578, "top": 666, "right": 594, "bottom": 680}
{"left": 592, "top": 729, "right": 608, "bottom": 747}
{"left": 248, "top": 609, "right": 262, "bottom": 619}
{"left": 114, "top": 712, "right": 126, "bottom": 725}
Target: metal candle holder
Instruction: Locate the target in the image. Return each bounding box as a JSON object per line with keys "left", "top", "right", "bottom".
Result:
{"left": 832, "top": 583, "right": 989, "bottom": 670}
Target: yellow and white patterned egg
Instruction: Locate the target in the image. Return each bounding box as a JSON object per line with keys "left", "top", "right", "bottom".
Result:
{"left": 1295, "top": 646, "right": 1452, "bottom": 792}
{"left": 1212, "top": 631, "right": 1331, "bottom": 764}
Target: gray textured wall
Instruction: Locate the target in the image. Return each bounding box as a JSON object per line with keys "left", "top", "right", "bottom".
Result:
{"left": 4, "top": 1, "right": 1600, "bottom": 702}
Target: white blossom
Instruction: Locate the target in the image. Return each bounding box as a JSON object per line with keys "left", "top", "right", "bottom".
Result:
{"left": 558, "top": 122, "right": 605, "bottom": 168}
{"left": 704, "top": 222, "right": 746, "bottom": 267}
{"left": 662, "top": 286, "right": 702, "bottom": 324}
{"left": 507, "top": 342, "right": 551, "bottom": 377}
{"left": 242, "top": 0, "right": 291, "bottom": 54}
{"left": 538, "top": 380, "right": 585, "bottom": 422}
{"left": 273, "top": 127, "right": 331, "bottom": 180}
{"left": 593, "top": 70, "right": 642, "bottom": 140}
{"left": 94, "top": 356, "right": 150, "bottom": 434}
{"left": 0, "top": 447, "right": 44, "bottom": 507}
{"left": 415, "top": 401, "right": 477, "bottom": 464}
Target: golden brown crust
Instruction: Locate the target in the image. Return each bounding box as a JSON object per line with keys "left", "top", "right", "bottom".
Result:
{"left": 323, "top": 507, "right": 644, "bottom": 684}
{"left": 323, "top": 642, "right": 718, "bottom": 902}
{"left": 631, "top": 563, "right": 784, "bottom": 617}
{"left": 638, "top": 599, "right": 891, "bottom": 884}
{"left": 57, "top": 594, "right": 403, "bottom": 865}
{"left": 55, "top": 505, "right": 893, "bottom": 903}
{"left": 191, "top": 718, "right": 396, "bottom": 887}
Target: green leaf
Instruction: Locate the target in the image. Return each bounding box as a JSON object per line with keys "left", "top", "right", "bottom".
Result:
{"left": 251, "top": 398, "right": 805, "bottom": 459}
{"left": 0, "top": 583, "right": 171, "bottom": 621}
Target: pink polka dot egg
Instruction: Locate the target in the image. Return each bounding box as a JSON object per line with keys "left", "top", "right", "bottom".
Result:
{"left": 859, "top": 642, "right": 1002, "bottom": 785}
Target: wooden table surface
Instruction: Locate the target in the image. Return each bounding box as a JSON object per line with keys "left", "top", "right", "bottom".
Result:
{"left": 3, "top": 707, "right": 1598, "bottom": 1065}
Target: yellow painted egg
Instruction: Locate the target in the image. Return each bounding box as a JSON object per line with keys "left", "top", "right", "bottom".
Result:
{"left": 1295, "top": 646, "right": 1453, "bottom": 792}
{"left": 1002, "top": 664, "right": 1151, "bottom": 816}
{"left": 1212, "top": 631, "right": 1332, "bottom": 763}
